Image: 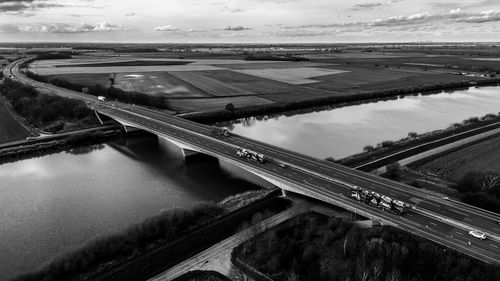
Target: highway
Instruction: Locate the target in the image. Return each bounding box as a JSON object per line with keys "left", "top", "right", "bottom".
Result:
{"left": 5, "top": 59, "right": 500, "bottom": 264}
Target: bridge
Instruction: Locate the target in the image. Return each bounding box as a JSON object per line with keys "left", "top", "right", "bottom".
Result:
{"left": 4, "top": 59, "right": 500, "bottom": 264}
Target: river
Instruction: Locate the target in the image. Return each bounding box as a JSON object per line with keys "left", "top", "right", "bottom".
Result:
{"left": 0, "top": 136, "right": 257, "bottom": 280}
{"left": 227, "top": 86, "right": 500, "bottom": 159}
{"left": 1, "top": 85, "right": 499, "bottom": 279}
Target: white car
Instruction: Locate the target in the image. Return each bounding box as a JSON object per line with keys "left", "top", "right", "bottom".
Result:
{"left": 468, "top": 230, "right": 487, "bottom": 240}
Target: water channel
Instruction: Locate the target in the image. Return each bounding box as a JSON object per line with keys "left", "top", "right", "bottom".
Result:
{"left": 1, "top": 85, "right": 499, "bottom": 279}
{"left": 227, "top": 86, "right": 500, "bottom": 159}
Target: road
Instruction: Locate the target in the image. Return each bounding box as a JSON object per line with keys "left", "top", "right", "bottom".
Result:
{"left": 149, "top": 207, "right": 303, "bottom": 281}
{"left": 5, "top": 59, "right": 500, "bottom": 264}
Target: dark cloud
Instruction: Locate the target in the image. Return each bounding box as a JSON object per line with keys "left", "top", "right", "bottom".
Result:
{"left": 0, "top": 0, "right": 66, "bottom": 12}
{"left": 223, "top": 25, "right": 251, "bottom": 31}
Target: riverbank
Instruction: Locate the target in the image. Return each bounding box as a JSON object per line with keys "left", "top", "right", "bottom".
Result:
{"left": 11, "top": 189, "right": 290, "bottom": 281}
{"left": 336, "top": 111, "right": 500, "bottom": 170}
{"left": 0, "top": 127, "right": 124, "bottom": 164}
{"left": 183, "top": 78, "right": 500, "bottom": 124}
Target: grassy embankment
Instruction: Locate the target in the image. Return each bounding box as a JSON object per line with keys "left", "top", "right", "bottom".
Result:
{"left": 0, "top": 101, "right": 33, "bottom": 143}
{"left": 234, "top": 212, "right": 500, "bottom": 281}
{"left": 12, "top": 189, "right": 289, "bottom": 281}
{"left": 336, "top": 112, "right": 500, "bottom": 169}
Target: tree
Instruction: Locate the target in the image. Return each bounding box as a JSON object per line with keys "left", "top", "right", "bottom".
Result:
{"left": 363, "top": 145, "right": 375, "bottom": 152}
{"left": 385, "top": 162, "right": 402, "bottom": 180}
{"left": 407, "top": 132, "right": 418, "bottom": 139}
{"left": 225, "top": 103, "right": 235, "bottom": 112}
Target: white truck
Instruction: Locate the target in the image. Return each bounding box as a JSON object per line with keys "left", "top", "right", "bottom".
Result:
{"left": 211, "top": 126, "right": 230, "bottom": 137}
{"left": 97, "top": 96, "right": 106, "bottom": 102}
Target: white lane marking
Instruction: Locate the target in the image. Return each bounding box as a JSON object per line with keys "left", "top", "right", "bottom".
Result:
{"left": 430, "top": 222, "right": 437, "bottom": 226}
{"left": 490, "top": 244, "right": 499, "bottom": 248}
{"left": 455, "top": 231, "right": 464, "bottom": 236}
{"left": 464, "top": 218, "right": 472, "bottom": 222}
{"left": 422, "top": 200, "right": 441, "bottom": 208}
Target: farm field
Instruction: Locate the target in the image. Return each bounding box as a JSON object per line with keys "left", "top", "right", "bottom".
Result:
{"left": 234, "top": 67, "right": 349, "bottom": 85}
{"left": 169, "top": 96, "right": 273, "bottom": 112}
{"left": 198, "top": 70, "right": 331, "bottom": 97}
{"left": 113, "top": 72, "right": 208, "bottom": 97}
{"left": 415, "top": 134, "right": 500, "bottom": 182}
{"left": 45, "top": 73, "right": 111, "bottom": 87}
{"left": 30, "top": 64, "right": 226, "bottom": 75}
{"left": 169, "top": 71, "right": 255, "bottom": 97}
{"left": 56, "top": 60, "right": 193, "bottom": 67}
{"left": 0, "top": 101, "right": 32, "bottom": 143}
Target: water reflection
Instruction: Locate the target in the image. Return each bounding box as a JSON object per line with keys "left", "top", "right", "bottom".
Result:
{"left": 0, "top": 135, "right": 258, "bottom": 280}
{"left": 226, "top": 86, "right": 500, "bottom": 159}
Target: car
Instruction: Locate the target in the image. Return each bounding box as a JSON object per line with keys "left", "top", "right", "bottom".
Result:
{"left": 468, "top": 230, "right": 487, "bottom": 240}
{"left": 278, "top": 163, "right": 287, "bottom": 168}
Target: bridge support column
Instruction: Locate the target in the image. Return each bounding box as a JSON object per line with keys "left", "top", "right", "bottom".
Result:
{"left": 281, "top": 189, "right": 287, "bottom": 197}
{"left": 181, "top": 148, "right": 200, "bottom": 159}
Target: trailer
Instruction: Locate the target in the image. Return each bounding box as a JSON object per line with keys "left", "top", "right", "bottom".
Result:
{"left": 211, "top": 126, "right": 231, "bottom": 137}
{"left": 97, "top": 96, "right": 106, "bottom": 102}
{"left": 350, "top": 187, "right": 411, "bottom": 216}
{"left": 236, "top": 147, "right": 265, "bottom": 164}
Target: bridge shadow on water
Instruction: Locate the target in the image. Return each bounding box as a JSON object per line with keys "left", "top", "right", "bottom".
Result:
{"left": 107, "top": 133, "right": 265, "bottom": 200}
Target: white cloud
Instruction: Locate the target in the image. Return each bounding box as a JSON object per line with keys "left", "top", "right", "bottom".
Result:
{"left": 0, "top": 21, "right": 127, "bottom": 33}
{"left": 153, "top": 24, "right": 179, "bottom": 31}
{"left": 223, "top": 25, "right": 251, "bottom": 31}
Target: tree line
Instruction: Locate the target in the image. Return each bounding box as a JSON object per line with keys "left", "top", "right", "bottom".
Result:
{"left": 235, "top": 213, "right": 500, "bottom": 281}
{"left": 0, "top": 78, "right": 97, "bottom": 132}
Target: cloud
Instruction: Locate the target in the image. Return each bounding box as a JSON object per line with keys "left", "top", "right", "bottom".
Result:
{"left": 353, "top": 2, "right": 384, "bottom": 10}
{"left": 223, "top": 25, "right": 251, "bottom": 31}
{"left": 458, "top": 10, "right": 500, "bottom": 23}
{"left": 287, "top": 9, "right": 500, "bottom": 31}
{"left": 0, "top": 21, "right": 128, "bottom": 33}
{"left": 0, "top": 0, "right": 66, "bottom": 12}
{"left": 153, "top": 25, "right": 179, "bottom": 31}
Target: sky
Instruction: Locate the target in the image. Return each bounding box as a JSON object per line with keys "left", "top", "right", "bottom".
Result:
{"left": 0, "top": 0, "right": 499, "bottom": 43}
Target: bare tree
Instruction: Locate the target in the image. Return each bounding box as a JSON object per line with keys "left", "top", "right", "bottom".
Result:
{"left": 481, "top": 172, "right": 499, "bottom": 190}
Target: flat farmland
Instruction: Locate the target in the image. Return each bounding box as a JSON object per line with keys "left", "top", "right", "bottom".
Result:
{"left": 56, "top": 60, "right": 193, "bottom": 67}
{"left": 308, "top": 66, "right": 446, "bottom": 92}
{"left": 416, "top": 135, "right": 500, "bottom": 182}
{"left": 169, "top": 71, "right": 255, "bottom": 97}
{"left": 0, "top": 102, "right": 32, "bottom": 143}
{"left": 45, "top": 73, "right": 111, "bottom": 87}
{"left": 234, "top": 67, "right": 349, "bottom": 85}
{"left": 113, "top": 72, "right": 208, "bottom": 97}
{"left": 169, "top": 96, "right": 273, "bottom": 112}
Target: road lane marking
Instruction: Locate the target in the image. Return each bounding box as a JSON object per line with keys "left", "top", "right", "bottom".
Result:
{"left": 455, "top": 231, "right": 464, "bottom": 236}
{"left": 490, "top": 244, "right": 499, "bottom": 248}
{"left": 430, "top": 222, "right": 437, "bottom": 226}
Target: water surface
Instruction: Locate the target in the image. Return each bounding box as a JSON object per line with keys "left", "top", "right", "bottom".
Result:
{"left": 227, "top": 86, "right": 500, "bottom": 159}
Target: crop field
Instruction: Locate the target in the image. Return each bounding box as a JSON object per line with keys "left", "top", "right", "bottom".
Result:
{"left": 113, "top": 72, "right": 208, "bottom": 97}
{"left": 169, "top": 96, "right": 273, "bottom": 112}
{"left": 234, "top": 67, "right": 349, "bottom": 85}
{"left": 169, "top": 71, "right": 255, "bottom": 96}
{"left": 0, "top": 102, "right": 32, "bottom": 143}
{"left": 416, "top": 135, "right": 500, "bottom": 182}
{"left": 56, "top": 60, "right": 193, "bottom": 67}
{"left": 307, "top": 66, "right": 450, "bottom": 92}
{"left": 45, "top": 73, "right": 111, "bottom": 87}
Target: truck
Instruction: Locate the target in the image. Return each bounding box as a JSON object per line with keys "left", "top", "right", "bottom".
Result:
{"left": 97, "top": 96, "right": 106, "bottom": 102}
{"left": 236, "top": 147, "right": 265, "bottom": 164}
{"left": 350, "top": 187, "right": 410, "bottom": 215}
{"left": 211, "top": 126, "right": 230, "bottom": 137}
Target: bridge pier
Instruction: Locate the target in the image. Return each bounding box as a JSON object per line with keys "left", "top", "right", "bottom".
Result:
{"left": 181, "top": 148, "right": 200, "bottom": 159}
{"left": 281, "top": 189, "right": 287, "bottom": 197}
